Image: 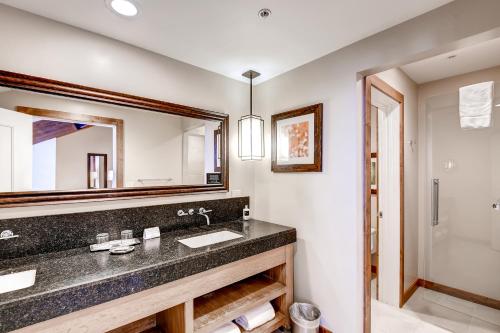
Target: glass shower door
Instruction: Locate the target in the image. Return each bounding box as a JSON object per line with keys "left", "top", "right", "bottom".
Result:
{"left": 426, "top": 92, "right": 500, "bottom": 302}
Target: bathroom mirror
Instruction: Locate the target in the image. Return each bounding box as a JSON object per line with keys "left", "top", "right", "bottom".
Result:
{"left": 0, "top": 70, "right": 228, "bottom": 206}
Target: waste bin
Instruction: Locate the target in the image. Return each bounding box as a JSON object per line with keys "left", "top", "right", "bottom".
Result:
{"left": 289, "top": 303, "right": 321, "bottom": 333}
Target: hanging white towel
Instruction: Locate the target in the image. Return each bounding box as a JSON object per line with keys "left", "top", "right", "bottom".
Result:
{"left": 234, "top": 302, "right": 275, "bottom": 331}
{"left": 210, "top": 322, "right": 240, "bottom": 333}
{"left": 459, "top": 81, "right": 494, "bottom": 129}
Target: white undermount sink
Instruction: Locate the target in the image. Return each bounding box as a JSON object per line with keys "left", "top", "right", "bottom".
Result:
{"left": 0, "top": 269, "right": 36, "bottom": 294}
{"left": 178, "top": 230, "right": 243, "bottom": 248}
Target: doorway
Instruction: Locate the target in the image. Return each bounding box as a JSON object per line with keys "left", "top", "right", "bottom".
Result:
{"left": 364, "top": 37, "right": 500, "bottom": 333}
{"left": 365, "top": 75, "right": 405, "bottom": 304}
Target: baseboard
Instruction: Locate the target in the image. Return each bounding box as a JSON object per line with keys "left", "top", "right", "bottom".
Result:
{"left": 319, "top": 325, "right": 333, "bottom": 333}
{"left": 400, "top": 279, "right": 420, "bottom": 306}
{"left": 418, "top": 279, "right": 500, "bottom": 310}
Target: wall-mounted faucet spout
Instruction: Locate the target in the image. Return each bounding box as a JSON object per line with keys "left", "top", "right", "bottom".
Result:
{"left": 198, "top": 207, "right": 213, "bottom": 226}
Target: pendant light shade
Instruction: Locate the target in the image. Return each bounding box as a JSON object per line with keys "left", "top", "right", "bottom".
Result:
{"left": 238, "top": 70, "right": 264, "bottom": 160}
{"left": 238, "top": 114, "right": 264, "bottom": 160}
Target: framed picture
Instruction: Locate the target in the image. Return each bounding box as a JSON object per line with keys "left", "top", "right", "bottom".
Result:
{"left": 271, "top": 103, "right": 323, "bottom": 172}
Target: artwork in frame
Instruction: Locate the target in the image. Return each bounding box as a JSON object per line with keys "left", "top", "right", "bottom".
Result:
{"left": 271, "top": 103, "right": 323, "bottom": 172}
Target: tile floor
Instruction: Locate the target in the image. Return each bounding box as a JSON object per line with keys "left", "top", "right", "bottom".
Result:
{"left": 372, "top": 288, "right": 500, "bottom": 333}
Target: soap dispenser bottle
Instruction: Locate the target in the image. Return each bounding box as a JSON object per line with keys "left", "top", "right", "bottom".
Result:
{"left": 243, "top": 205, "right": 250, "bottom": 221}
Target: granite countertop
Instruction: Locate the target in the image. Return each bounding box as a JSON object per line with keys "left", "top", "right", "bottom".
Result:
{"left": 0, "top": 219, "right": 296, "bottom": 333}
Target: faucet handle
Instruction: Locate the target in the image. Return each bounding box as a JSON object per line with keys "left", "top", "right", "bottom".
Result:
{"left": 178, "top": 209, "right": 196, "bottom": 216}
{"left": 177, "top": 210, "right": 189, "bottom": 216}
{"left": 199, "top": 207, "right": 212, "bottom": 214}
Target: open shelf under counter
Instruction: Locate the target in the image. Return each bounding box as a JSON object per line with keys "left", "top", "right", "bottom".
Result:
{"left": 193, "top": 275, "right": 287, "bottom": 333}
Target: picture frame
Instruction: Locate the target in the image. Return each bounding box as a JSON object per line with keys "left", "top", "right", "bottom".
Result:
{"left": 271, "top": 103, "right": 323, "bottom": 172}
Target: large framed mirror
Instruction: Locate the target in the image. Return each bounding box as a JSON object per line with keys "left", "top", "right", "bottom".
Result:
{"left": 0, "top": 70, "right": 229, "bottom": 207}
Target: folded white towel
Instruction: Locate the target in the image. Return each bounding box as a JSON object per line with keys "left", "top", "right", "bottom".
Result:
{"left": 459, "top": 81, "right": 494, "bottom": 129}
{"left": 235, "top": 302, "right": 275, "bottom": 331}
{"left": 210, "top": 322, "right": 240, "bottom": 333}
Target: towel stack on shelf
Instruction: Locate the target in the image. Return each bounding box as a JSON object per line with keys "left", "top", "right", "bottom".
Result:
{"left": 235, "top": 302, "right": 276, "bottom": 331}
{"left": 209, "top": 302, "right": 276, "bottom": 333}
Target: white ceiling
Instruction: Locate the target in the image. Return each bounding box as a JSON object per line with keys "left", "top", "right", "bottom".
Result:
{"left": 0, "top": 0, "right": 451, "bottom": 84}
{"left": 401, "top": 37, "right": 500, "bottom": 84}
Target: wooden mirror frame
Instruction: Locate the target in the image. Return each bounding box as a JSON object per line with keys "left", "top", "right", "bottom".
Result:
{"left": 0, "top": 70, "right": 229, "bottom": 207}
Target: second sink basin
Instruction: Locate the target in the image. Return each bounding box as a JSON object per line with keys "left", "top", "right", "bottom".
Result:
{"left": 0, "top": 269, "right": 36, "bottom": 294}
{"left": 178, "top": 230, "right": 243, "bottom": 248}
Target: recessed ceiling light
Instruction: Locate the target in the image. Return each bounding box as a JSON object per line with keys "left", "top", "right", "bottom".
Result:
{"left": 107, "top": 0, "right": 138, "bottom": 17}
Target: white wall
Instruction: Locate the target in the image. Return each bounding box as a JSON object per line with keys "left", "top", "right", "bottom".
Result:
{"left": 32, "top": 138, "right": 56, "bottom": 190}
{"left": 0, "top": 4, "right": 253, "bottom": 217}
{"left": 2, "top": 1, "right": 500, "bottom": 332}
{"left": 253, "top": 1, "right": 500, "bottom": 332}
{"left": 123, "top": 110, "right": 183, "bottom": 186}
{"left": 376, "top": 69, "right": 419, "bottom": 293}
{"left": 56, "top": 126, "right": 114, "bottom": 190}
{"left": 0, "top": 107, "right": 32, "bottom": 191}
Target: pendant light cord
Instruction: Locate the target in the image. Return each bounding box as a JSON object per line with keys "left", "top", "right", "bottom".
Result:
{"left": 250, "top": 74, "right": 253, "bottom": 116}
{"left": 249, "top": 73, "right": 253, "bottom": 156}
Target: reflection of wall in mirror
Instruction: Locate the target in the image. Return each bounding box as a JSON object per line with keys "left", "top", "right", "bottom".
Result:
{"left": 32, "top": 139, "right": 56, "bottom": 190}
{"left": 31, "top": 125, "right": 114, "bottom": 191}
{"left": 0, "top": 90, "right": 176, "bottom": 188}
{"left": 181, "top": 121, "right": 221, "bottom": 185}
{"left": 0, "top": 89, "right": 222, "bottom": 190}
{"left": 56, "top": 126, "right": 113, "bottom": 190}
{"left": 126, "top": 109, "right": 183, "bottom": 187}
{"left": 182, "top": 125, "right": 205, "bottom": 185}
{"left": 0, "top": 107, "right": 32, "bottom": 192}
{"left": 204, "top": 122, "right": 220, "bottom": 175}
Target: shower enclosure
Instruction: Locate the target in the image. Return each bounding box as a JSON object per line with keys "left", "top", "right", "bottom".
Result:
{"left": 424, "top": 87, "right": 500, "bottom": 304}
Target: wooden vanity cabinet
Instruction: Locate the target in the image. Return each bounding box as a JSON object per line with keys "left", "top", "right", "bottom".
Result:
{"left": 16, "top": 244, "right": 294, "bottom": 333}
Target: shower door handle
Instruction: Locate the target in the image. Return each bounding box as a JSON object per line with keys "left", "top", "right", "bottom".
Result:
{"left": 432, "top": 179, "right": 439, "bottom": 226}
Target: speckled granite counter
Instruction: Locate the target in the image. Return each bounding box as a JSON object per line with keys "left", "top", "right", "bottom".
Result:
{"left": 0, "top": 219, "right": 296, "bottom": 333}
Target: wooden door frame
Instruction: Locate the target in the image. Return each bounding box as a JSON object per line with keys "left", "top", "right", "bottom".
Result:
{"left": 364, "top": 75, "right": 405, "bottom": 332}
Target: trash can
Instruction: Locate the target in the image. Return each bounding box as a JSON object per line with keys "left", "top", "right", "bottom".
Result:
{"left": 289, "top": 303, "right": 321, "bottom": 333}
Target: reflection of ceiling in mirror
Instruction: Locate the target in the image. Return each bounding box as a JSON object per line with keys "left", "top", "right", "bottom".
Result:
{"left": 33, "top": 119, "right": 93, "bottom": 144}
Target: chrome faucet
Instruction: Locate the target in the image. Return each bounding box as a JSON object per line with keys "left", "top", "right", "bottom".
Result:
{"left": 198, "top": 207, "right": 213, "bottom": 226}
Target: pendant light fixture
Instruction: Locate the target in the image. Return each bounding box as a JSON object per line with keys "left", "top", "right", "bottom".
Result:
{"left": 238, "top": 70, "right": 264, "bottom": 161}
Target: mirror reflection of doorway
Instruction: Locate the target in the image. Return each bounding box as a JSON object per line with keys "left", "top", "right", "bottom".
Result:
{"left": 214, "top": 126, "right": 222, "bottom": 173}
{"left": 87, "top": 153, "right": 108, "bottom": 189}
